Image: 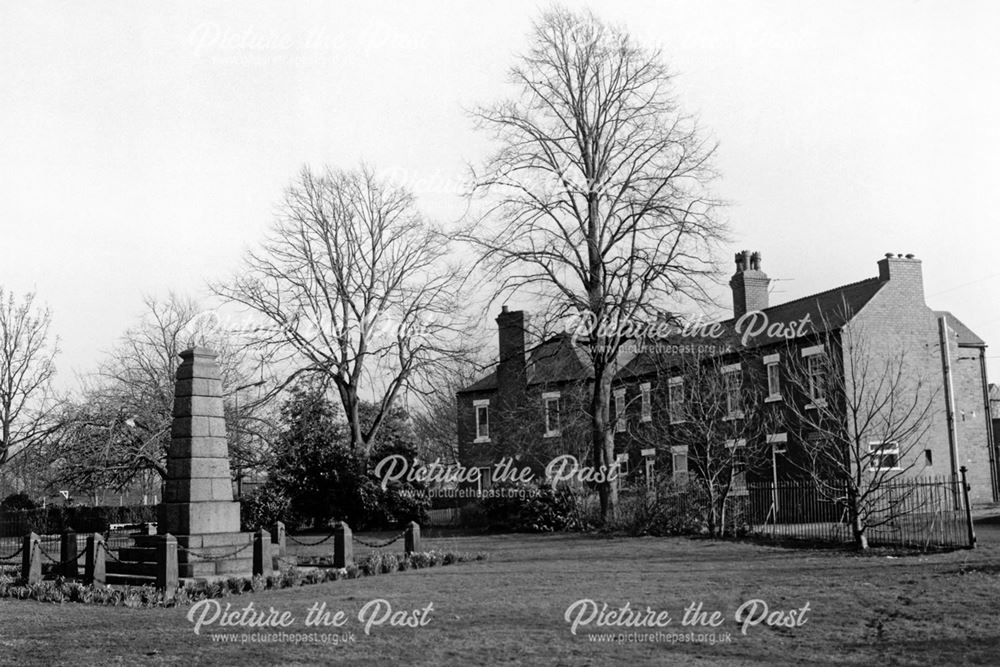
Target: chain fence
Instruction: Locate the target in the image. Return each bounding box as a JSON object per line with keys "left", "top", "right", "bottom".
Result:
{"left": 177, "top": 541, "right": 255, "bottom": 561}
{"left": 352, "top": 531, "right": 407, "bottom": 549}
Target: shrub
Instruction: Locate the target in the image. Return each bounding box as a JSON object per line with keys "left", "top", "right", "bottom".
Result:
{"left": 1, "top": 493, "right": 39, "bottom": 512}
{"left": 608, "top": 478, "right": 708, "bottom": 536}
{"left": 240, "top": 483, "right": 296, "bottom": 532}
{"left": 480, "top": 481, "right": 584, "bottom": 532}
{"left": 265, "top": 385, "right": 430, "bottom": 531}
{"left": 0, "top": 549, "right": 488, "bottom": 607}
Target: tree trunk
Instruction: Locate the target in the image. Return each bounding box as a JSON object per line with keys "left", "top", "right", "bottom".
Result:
{"left": 848, "top": 488, "right": 869, "bottom": 550}
{"left": 591, "top": 377, "right": 617, "bottom": 522}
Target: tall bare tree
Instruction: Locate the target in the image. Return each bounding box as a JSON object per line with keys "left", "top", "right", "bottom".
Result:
{"left": 630, "top": 345, "right": 772, "bottom": 535}
{"left": 781, "top": 319, "right": 939, "bottom": 550}
{"left": 411, "top": 353, "right": 487, "bottom": 463}
{"left": 52, "top": 293, "right": 267, "bottom": 496}
{"left": 465, "top": 7, "right": 725, "bottom": 518}
{"left": 215, "top": 164, "right": 469, "bottom": 460}
{"left": 0, "top": 288, "right": 58, "bottom": 472}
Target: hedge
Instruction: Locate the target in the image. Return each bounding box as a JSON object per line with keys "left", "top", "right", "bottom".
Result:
{"left": 0, "top": 505, "right": 158, "bottom": 537}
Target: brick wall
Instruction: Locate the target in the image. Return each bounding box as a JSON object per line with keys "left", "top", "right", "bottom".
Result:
{"left": 850, "top": 254, "right": 996, "bottom": 503}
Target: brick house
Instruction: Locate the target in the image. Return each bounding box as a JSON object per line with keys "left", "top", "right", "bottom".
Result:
{"left": 457, "top": 252, "right": 998, "bottom": 503}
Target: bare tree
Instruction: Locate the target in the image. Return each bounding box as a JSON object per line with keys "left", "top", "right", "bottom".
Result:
{"left": 464, "top": 6, "right": 726, "bottom": 519}
{"left": 0, "top": 288, "right": 58, "bottom": 473}
{"left": 52, "top": 293, "right": 267, "bottom": 496}
{"left": 411, "top": 354, "right": 487, "bottom": 463}
{"left": 215, "top": 164, "right": 470, "bottom": 460}
{"left": 632, "top": 345, "right": 772, "bottom": 535}
{"left": 781, "top": 319, "right": 939, "bottom": 550}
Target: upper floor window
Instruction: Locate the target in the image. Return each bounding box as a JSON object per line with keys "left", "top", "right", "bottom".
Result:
{"left": 614, "top": 388, "right": 627, "bottom": 432}
{"left": 668, "top": 377, "right": 684, "bottom": 424}
{"left": 802, "top": 345, "right": 827, "bottom": 407}
{"left": 474, "top": 399, "right": 490, "bottom": 442}
{"left": 721, "top": 363, "right": 743, "bottom": 419}
{"left": 764, "top": 353, "right": 781, "bottom": 401}
{"left": 543, "top": 391, "right": 561, "bottom": 438}
{"left": 640, "top": 383, "right": 652, "bottom": 422}
{"left": 869, "top": 441, "right": 900, "bottom": 471}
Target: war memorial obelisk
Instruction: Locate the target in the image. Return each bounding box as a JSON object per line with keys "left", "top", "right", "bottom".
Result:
{"left": 156, "top": 347, "right": 260, "bottom": 578}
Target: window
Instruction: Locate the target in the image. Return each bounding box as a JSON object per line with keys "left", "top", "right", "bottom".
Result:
{"left": 474, "top": 399, "right": 490, "bottom": 442}
{"left": 722, "top": 363, "right": 742, "bottom": 419}
{"left": 925, "top": 449, "right": 933, "bottom": 466}
{"left": 764, "top": 353, "right": 781, "bottom": 401}
{"left": 869, "top": 441, "right": 900, "bottom": 471}
{"left": 616, "top": 452, "right": 629, "bottom": 479}
{"left": 614, "top": 388, "right": 626, "bottom": 432}
{"left": 668, "top": 377, "right": 684, "bottom": 424}
{"left": 640, "top": 383, "right": 652, "bottom": 422}
{"left": 802, "top": 345, "right": 827, "bottom": 407}
{"left": 671, "top": 445, "right": 688, "bottom": 482}
{"left": 543, "top": 392, "right": 561, "bottom": 437}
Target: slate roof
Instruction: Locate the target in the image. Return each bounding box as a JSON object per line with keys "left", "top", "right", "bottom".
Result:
{"left": 457, "top": 333, "right": 596, "bottom": 394}
{"left": 617, "top": 276, "right": 887, "bottom": 378}
{"left": 459, "top": 274, "right": 986, "bottom": 393}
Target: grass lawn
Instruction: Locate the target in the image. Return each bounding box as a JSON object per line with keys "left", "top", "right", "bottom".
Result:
{"left": 3, "top": 530, "right": 1000, "bottom": 666}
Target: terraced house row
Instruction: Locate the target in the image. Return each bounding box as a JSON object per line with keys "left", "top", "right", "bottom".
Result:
{"left": 457, "top": 251, "right": 998, "bottom": 504}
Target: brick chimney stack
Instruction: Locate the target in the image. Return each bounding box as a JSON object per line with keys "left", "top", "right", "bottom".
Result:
{"left": 877, "top": 252, "right": 924, "bottom": 304}
{"left": 730, "top": 249, "right": 770, "bottom": 319}
{"left": 496, "top": 306, "right": 528, "bottom": 413}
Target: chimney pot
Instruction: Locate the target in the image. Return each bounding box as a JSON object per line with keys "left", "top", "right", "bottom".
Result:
{"left": 730, "top": 248, "right": 770, "bottom": 318}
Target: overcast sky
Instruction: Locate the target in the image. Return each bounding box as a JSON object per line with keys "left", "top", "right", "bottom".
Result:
{"left": 2, "top": 0, "right": 999, "bottom": 386}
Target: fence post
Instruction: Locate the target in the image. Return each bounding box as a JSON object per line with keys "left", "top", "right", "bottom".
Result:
{"left": 21, "top": 532, "right": 41, "bottom": 584}
{"left": 60, "top": 530, "right": 79, "bottom": 578}
{"left": 271, "top": 521, "right": 286, "bottom": 556}
{"left": 960, "top": 466, "right": 976, "bottom": 549}
{"left": 156, "top": 533, "right": 179, "bottom": 600}
{"left": 85, "top": 533, "right": 106, "bottom": 585}
{"left": 254, "top": 528, "right": 272, "bottom": 576}
{"left": 333, "top": 521, "right": 353, "bottom": 568}
{"left": 405, "top": 521, "right": 421, "bottom": 555}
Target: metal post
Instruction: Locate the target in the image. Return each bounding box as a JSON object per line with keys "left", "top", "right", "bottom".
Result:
{"left": 960, "top": 466, "right": 976, "bottom": 549}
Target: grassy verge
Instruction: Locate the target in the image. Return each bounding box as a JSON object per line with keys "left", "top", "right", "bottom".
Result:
{"left": 1, "top": 533, "right": 999, "bottom": 665}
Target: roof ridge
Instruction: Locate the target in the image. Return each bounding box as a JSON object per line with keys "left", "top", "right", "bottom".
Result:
{"left": 720, "top": 275, "right": 882, "bottom": 323}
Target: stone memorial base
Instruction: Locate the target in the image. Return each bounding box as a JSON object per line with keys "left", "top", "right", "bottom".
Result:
{"left": 136, "top": 531, "right": 256, "bottom": 578}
